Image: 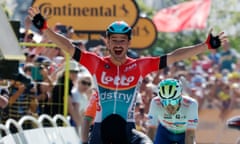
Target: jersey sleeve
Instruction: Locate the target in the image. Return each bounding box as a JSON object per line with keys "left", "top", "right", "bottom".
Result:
{"left": 73, "top": 47, "right": 100, "bottom": 74}
{"left": 137, "top": 56, "right": 167, "bottom": 77}
{"left": 147, "top": 98, "right": 160, "bottom": 127}
{"left": 187, "top": 99, "right": 199, "bottom": 129}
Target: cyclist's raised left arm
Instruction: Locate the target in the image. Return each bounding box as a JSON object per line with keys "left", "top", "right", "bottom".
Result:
{"left": 166, "top": 30, "right": 226, "bottom": 66}
{"left": 167, "top": 43, "right": 207, "bottom": 66}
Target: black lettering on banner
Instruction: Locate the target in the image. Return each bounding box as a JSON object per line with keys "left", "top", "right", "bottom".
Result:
{"left": 39, "top": 3, "right": 117, "bottom": 17}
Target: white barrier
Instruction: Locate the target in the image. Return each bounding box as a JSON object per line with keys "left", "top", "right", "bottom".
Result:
{"left": 0, "top": 124, "right": 16, "bottom": 144}
{"left": 39, "top": 114, "right": 65, "bottom": 144}
{"left": 18, "top": 116, "right": 50, "bottom": 144}
{"left": 0, "top": 114, "right": 81, "bottom": 144}
{"left": 53, "top": 114, "right": 81, "bottom": 144}
{"left": 4, "top": 118, "right": 26, "bottom": 144}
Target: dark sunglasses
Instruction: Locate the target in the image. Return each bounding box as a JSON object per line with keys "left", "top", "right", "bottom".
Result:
{"left": 81, "top": 80, "right": 91, "bottom": 86}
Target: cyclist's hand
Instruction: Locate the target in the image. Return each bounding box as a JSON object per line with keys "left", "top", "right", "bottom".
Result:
{"left": 205, "top": 28, "right": 227, "bottom": 49}
{"left": 28, "top": 7, "right": 48, "bottom": 31}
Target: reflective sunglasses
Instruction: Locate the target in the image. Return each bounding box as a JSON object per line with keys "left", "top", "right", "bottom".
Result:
{"left": 81, "top": 80, "right": 91, "bottom": 86}
{"left": 161, "top": 97, "right": 182, "bottom": 107}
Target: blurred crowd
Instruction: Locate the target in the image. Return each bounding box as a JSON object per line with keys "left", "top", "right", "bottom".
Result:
{"left": 1, "top": 16, "right": 240, "bottom": 136}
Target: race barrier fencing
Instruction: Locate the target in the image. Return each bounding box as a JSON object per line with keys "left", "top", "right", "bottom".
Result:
{"left": 0, "top": 114, "right": 81, "bottom": 144}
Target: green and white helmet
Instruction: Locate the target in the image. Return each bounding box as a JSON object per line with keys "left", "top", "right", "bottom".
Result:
{"left": 158, "top": 78, "right": 182, "bottom": 100}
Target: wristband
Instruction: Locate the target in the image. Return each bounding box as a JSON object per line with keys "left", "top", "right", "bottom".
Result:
{"left": 40, "top": 21, "right": 48, "bottom": 32}
{"left": 32, "top": 13, "right": 48, "bottom": 32}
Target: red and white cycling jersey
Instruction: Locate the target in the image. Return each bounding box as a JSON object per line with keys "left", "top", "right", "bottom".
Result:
{"left": 74, "top": 50, "right": 164, "bottom": 123}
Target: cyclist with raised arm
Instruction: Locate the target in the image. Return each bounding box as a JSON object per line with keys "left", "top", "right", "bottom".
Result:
{"left": 147, "top": 78, "right": 198, "bottom": 144}
{"left": 28, "top": 7, "right": 226, "bottom": 144}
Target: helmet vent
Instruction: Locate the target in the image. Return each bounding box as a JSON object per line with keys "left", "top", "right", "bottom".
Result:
{"left": 109, "top": 26, "right": 114, "bottom": 32}
{"left": 169, "top": 85, "right": 172, "bottom": 95}
{"left": 161, "top": 86, "right": 165, "bottom": 96}
{"left": 172, "top": 90, "right": 177, "bottom": 99}
{"left": 122, "top": 27, "right": 129, "bottom": 32}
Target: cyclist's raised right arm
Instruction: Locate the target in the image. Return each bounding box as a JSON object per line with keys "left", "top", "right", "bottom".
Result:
{"left": 42, "top": 28, "right": 75, "bottom": 56}
{"left": 28, "top": 7, "right": 75, "bottom": 57}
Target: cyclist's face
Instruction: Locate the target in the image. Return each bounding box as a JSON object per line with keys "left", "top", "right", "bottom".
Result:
{"left": 107, "top": 34, "right": 130, "bottom": 61}
{"left": 164, "top": 104, "right": 180, "bottom": 114}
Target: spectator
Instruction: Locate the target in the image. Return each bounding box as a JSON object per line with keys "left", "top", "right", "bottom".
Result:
{"left": 0, "top": 85, "right": 9, "bottom": 109}
{"left": 208, "top": 49, "right": 220, "bottom": 66}
{"left": 1, "top": 77, "right": 34, "bottom": 132}
{"left": 48, "top": 60, "right": 80, "bottom": 117}
{"left": 135, "top": 104, "right": 148, "bottom": 134}
{"left": 216, "top": 81, "right": 232, "bottom": 121}
{"left": 139, "top": 76, "right": 154, "bottom": 113}
{"left": 219, "top": 39, "right": 237, "bottom": 72}
{"left": 69, "top": 71, "right": 94, "bottom": 132}
{"left": 190, "top": 74, "right": 206, "bottom": 111}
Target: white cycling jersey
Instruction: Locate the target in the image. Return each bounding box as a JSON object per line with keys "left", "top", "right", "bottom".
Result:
{"left": 148, "top": 95, "right": 198, "bottom": 134}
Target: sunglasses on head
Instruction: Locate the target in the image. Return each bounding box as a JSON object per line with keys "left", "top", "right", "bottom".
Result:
{"left": 161, "top": 97, "right": 182, "bottom": 107}
{"left": 81, "top": 80, "right": 91, "bottom": 86}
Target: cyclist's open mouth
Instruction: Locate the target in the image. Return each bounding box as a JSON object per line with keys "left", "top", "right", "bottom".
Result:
{"left": 114, "top": 48, "right": 123, "bottom": 55}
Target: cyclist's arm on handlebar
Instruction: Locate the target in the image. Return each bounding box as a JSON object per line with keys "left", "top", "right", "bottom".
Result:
{"left": 81, "top": 116, "right": 93, "bottom": 143}
{"left": 185, "top": 129, "right": 196, "bottom": 144}
{"left": 147, "top": 126, "right": 157, "bottom": 141}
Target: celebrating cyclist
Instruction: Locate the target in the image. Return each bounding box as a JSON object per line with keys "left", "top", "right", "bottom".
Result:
{"left": 147, "top": 78, "right": 198, "bottom": 144}
{"left": 28, "top": 6, "right": 226, "bottom": 144}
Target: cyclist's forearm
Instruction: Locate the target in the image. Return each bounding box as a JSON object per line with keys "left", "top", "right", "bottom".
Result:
{"left": 185, "top": 129, "right": 196, "bottom": 144}
{"left": 167, "top": 43, "right": 207, "bottom": 66}
{"left": 43, "top": 28, "right": 75, "bottom": 57}
{"left": 147, "top": 126, "right": 157, "bottom": 141}
{"left": 81, "top": 116, "right": 93, "bottom": 142}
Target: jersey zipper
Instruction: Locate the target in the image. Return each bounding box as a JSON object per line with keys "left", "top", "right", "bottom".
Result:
{"left": 113, "top": 66, "right": 119, "bottom": 114}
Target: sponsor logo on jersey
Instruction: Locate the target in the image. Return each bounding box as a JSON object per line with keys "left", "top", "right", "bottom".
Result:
{"left": 104, "top": 64, "right": 110, "bottom": 69}
{"left": 164, "top": 114, "right": 172, "bottom": 119}
{"left": 124, "top": 63, "right": 137, "bottom": 72}
{"left": 176, "top": 114, "right": 187, "bottom": 119}
{"left": 100, "top": 91, "right": 133, "bottom": 103}
{"left": 188, "top": 119, "right": 198, "bottom": 123}
{"left": 93, "top": 91, "right": 101, "bottom": 111}
{"left": 182, "top": 98, "right": 193, "bottom": 107}
{"left": 163, "top": 120, "right": 186, "bottom": 127}
{"left": 101, "top": 71, "right": 135, "bottom": 86}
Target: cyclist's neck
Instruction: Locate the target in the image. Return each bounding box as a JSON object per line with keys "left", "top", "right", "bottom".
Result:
{"left": 110, "top": 56, "right": 127, "bottom": 66}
